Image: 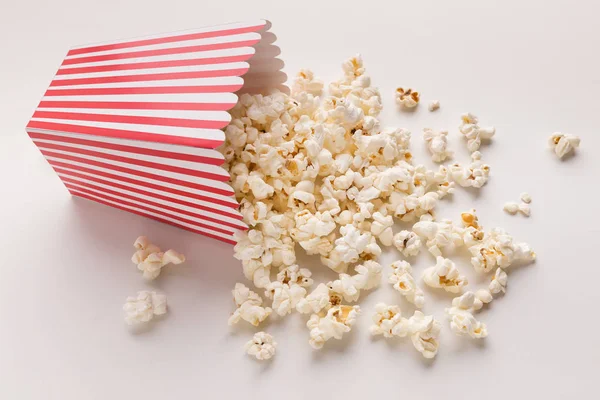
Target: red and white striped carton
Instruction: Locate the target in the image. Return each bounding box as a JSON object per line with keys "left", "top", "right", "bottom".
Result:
{"left": 27, "top": 20, "right": 284, "bottom": 244}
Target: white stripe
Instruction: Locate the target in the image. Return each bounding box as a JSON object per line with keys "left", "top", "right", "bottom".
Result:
{"left": 58, "top": 47, "right": 255, "bottom": 70}
{"left": 60, "top": 174, "right": 244, "bottom": 230}
{"left": 70, "top": 189, "right": 236, "bottom": 242}
{"left": 35, "top": 108, "right": 232, "bottom": 123}
{"left": 54, "top": 164, "right": 240, "bottom": 214}
{"left": 27, "top": 129, "right": 225, "bottom": 160}
{"left": 40, "top": 149, "right": 232, "bottom": 192}
{"left": 43, "top": 155, "right": 236, "bottom": 201}
{"left": 65, "top": 33, "right": 261, "bottom": 60}
{"left": 46, "top": 76, "right": 243, "bottom": 89}
{"left": 53, "top": 62, "right": 249, "bottom": 81}
{"left": 33, "top": 138, "right": 229, "bottom": 177}
{"left": 30, "top": 117, "right": 225, "bottom": 142}
{"left": 40, "top": 92, "right": 238, "bottom": 104}
{"left": 69, "top": 20, "right": 266, "bottom": 51}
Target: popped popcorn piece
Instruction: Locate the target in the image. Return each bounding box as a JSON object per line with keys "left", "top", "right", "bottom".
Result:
{"left": 370, "top": 211, "right": 394, "bottom": 246}
{"left": 131, "top": 236, "right": 185, "bottom": 280}
{"left": 423, "top": 128, "right": 453, "bottom": 163}
{"left": 228, "top": 283, "right": 272, "bottom": 326}
{"left": 404, "top": 311, "right": 442, "bottom": 359}
{"left": 392, "top": 230, "right": 422, "bottom": 257}
{"left": 445, "top": 292, "right": 488, "bottom": 339}
{"left": 330, "top": 260, "right": 383, "bottom": 303}
{"left": 389, "top": 261, "right": 425, "bottom": 308}
{"left": 296, "top": 283, "right": 342, "bottom": 314}
{"left": 459, "top": 113, "right": 495, "bottom": 152}
{"left": 489, "top": 268, "right": 508, "bottom": 294}
{"left": 245, "top": 332, "right": 277, "bottom": 361}
{"left": 468, "top": 228, "right": 536, "bottom": 273}
{"left": 503, "top": 202, "right": 519, "bottom": 215}
{"left": 333, "top": 224, "right": 382, "bottom": 266}
{"left": 123, "top": 291, "right": 167, "bottom": 325}
{"left": 423, "top": 256, "right": 468, "bottom": 293}
{"left": 395, "top": 87, "right": 420, "bottom": 108}
{"left": 518, "top": 203, "right": 531, "bottom": 217}
{"left": 520, "top": 192, "right": 532, "bottom": 204}
{"left": 265, "top": 281, "right": 307, "bottom": 316}
{"left": 307, "top": 305, "right": 360, "bottom": 349}
{"left": 277, "top": 265, "right": 313, "bottom": 287}
{"left": 412, "top": 220, "right": 463, "bottom": 257}
{"left": 549, "top": 133, "right": 581, "bottom": 159}
{"left": 428, "top": 100, "right": 440, "bottom": 112}
{"left": 292, "top": 69, "right": 324, "bottom": 97}
{"left": 449, "top": 151, "right": 490, "bottom": 188}
{"left": 369, "top": 303, "right": 408, "bottom": 337}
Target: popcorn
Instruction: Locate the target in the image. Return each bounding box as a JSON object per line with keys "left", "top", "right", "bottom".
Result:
{"left": 459, "top": 113, "right": 495, "bottom": 152}
{"left": 389, "top": 261, "right": 425, "bottom": 308}
{"left": 449, "top": 151, "right": 490, "bottom": 188}
{"left": 423, "top": 256, "right": 468, "bottom": 293}
{"left": 412, "top": 219, "right": 463, "bottom": 257}
{"left": 131, "top": 236, "right": 185, "bottom": 280}
{"left": 330, "top": 260, "right": 383, "bottom": 302}
{"left": 123, "top": 291, "right": 167, "bottom": 325}
{"left": 445, "top": 292, "right": 488, "bottom": 339}
{"left": 369, "top": 303, "right": 407, "bottom": 338}
{"left": 245, "top": 332, "right": 277, "bottom": 361}
{"left": 307, "top": 305, "right": 360, "bottom": 349}
{"left": 428, "top": 100, "right": 440, "bottom": 112}
{"left": 265, "top": 281, "right": 307, "bottom": 316}
{"left": 503, "top": 202, "right": 519, "bottom": 215}
{"left": 296, "top": 283, "right": 341, "bottom": 314}
{"left": 520, "top": 192, "right": 532, "bottom": 204}
{"left": 228, "top": 283, "right": 272, "bottom": 326}
{"left": 489, "top": 268, "right": 508, "bottom": 294}
{"left": 402, "top": 311, "right": 442, "bottom": 359}
{"left": 468, "top": 228, "right": 536, "bottom": 273}
{"left": 291, "top": 210, "right": 336, "bottom": 256}
{"left": 370, "top": 211, "right": 394, "bottom": 246}
{"left": 549, "top": 133, "right": 580, "bottom": 159}
{"left": 518, "top": 203, "right": 531, "bottom": 217}
{"left": 395, "top": 87, "right": 420, "bottom": 108}
{"left": 423, "top": 128, "right": 453, "bottom": 163}
{"left": 277, "top": 265, "right": 313, "bottom": 287}
{"left": 392, "top": 230, "right": 422, "bottom": 257}
{"left": 292, "top": 69, "right": 324, "bottom": 97}
{"left": 333, "top": 224, "right": 381, "bottom": 266}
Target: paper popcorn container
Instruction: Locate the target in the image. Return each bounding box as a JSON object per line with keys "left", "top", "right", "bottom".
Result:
{"left": 27, "top": 20, "right": 285, "bottom": 244}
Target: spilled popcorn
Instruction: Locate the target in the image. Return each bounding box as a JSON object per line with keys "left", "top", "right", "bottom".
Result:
{"left": 131, "top": 236, "right": 185, "bottom": 280}
{"left": 123, "top": 291, "right": 167, "bottom": 325}
{"left": 220, "top": 55, "right": 539, "bottom": 360}
{"left": 549, "top": 133, "right": 580, "bottom": 159}
{"left": 245, "top": 332, "right": 277, "bottom": 360}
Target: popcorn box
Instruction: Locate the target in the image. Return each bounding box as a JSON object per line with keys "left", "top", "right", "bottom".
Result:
{"left": 27, "top": 20, "right": 282, "bottom": 244}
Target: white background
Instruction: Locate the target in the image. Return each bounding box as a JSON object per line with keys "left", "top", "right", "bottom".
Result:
{"left": 1, "top": 0, "right": 599, "bottom": 398}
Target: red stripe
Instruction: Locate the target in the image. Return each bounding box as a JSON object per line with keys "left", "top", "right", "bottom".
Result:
{"left": 44, "top": 84, "right": 243, "bottom": 96}
{"left": 39, "top": 150, "right": 237, "bottom": 199}
{"left": 57, "top": 54, "right": 253, "bottom": 75}
{"left": 27, "top": 120, "right": 223, "bottom": 148}
{"left": 28, "top": 131, "right": 224, "bottom": 165}
{"left": 32, "top": 110, "right": 228, "bottom": 130}
{"left": 63, "top": 182, "right": 236, "bottom": 236}
{"left": 62, "top": 175, "right": 236, "bottom": 224}
{"left": 61, "top": 177, "right": 243, "bottom": 231}
{"left": 34, "top": 140, "right": 228, "bottom": 181}
{"left": 67, "top": 24, "right": 265, "bottom": 56}
{"left": 53, "top": 164, "right": 238, "bottom": 211}
{"left": 38, "top": 100, "right": 236, "bottom": 111}
{"left": 50, "top": 68, "right": 249, "bottom": 87}
{"left": 47, "top": 159, "right": 238, "bottom": 209}
{"left": 69, "top": 190, "right": 237, "bottom": 245}
{"left": 62, "top": 39, "right": 260, "bottom": 66}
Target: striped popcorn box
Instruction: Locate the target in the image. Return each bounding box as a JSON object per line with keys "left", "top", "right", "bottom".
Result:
{"left": 26, "top": 20, "right": 284, "bottom": 244}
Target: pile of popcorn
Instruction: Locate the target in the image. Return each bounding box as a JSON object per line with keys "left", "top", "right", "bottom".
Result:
{"left": 221, "top": 55, "right": 543, "bottom": 361}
